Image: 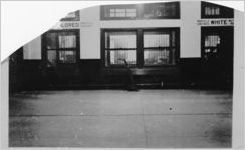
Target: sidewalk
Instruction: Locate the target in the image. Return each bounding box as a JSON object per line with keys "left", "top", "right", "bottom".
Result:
{"left": 9, "top": 89, "right": 232, "bottom": 148}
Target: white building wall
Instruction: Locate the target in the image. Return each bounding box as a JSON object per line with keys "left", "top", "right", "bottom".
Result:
{"left": 180, "top": 1, "right": 201, "bottom": 58}
{"left": 23, "top": 36, "right": 41, "bottom": 59}
{"left": 233, "top": 9, "right": 244, "bottom": 148}
{"left": 79, "top": 6, "right": 100, "bottom": 59}
{"left": 100, "top": 19, "right": 181, "bottom": 28}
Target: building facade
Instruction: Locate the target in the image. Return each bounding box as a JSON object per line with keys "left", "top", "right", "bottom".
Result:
{"left": 10, "top": 1, "right": 235, "bottom": 91}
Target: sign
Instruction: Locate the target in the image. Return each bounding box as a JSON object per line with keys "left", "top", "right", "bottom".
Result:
{"left": 197, "top": 19, "right": 234, "bottom": 26}
{"left": 52, "top": 22, "right": 80, "bottom": 29}
{"left": 51, "top": 21, "right": 94, "bottom": 29}
{"left": 60, "top": 22, "right": 79, "bottom": 28}
{"left": 80, "top": 22, "right": 93, "bottom": 27}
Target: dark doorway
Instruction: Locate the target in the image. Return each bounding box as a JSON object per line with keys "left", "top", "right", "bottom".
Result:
{"left": 201, "top": 26, "right": 234, "bottom": 88}
{"left": 41, "top": 30, "right": 80, "bottom": 86}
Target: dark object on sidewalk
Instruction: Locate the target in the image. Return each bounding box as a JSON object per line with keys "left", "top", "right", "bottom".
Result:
{"left": 39, "top": 60, "right": 58, "bottom": 88}
{"left": 118, "top": 59, "right": 138, "bottom": 91}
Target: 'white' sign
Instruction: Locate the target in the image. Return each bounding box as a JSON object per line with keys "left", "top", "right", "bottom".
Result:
{"left": 197, "top": 19, "right": 234, "bottom": 26}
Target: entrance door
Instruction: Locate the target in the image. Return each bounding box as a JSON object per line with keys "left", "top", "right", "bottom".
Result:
{"left": 201, "top": 26, "right": 233, "bottom": 87}
{"left": 42, "top": 30, "right": 80, "bottom": 85}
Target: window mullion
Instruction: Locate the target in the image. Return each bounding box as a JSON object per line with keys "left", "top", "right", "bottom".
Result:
{"left": 137, "top": 29, "right": 144, "bottom": 68}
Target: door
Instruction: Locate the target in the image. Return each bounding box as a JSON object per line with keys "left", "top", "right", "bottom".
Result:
{"left": 42, "top": 30, "right": 80, "bottom": 85}
{"left": 201, "top": 26, "right": 233, "bottom": 86}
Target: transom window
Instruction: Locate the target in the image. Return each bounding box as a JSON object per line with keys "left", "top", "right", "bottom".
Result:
{"left": 201, "top": 2, "right": 234, "bottom": 18}
{"left": 102, "top": 28, "right": 179, "bottom": 68}
{"left": 101, "top": 5, "right": 137, "bottom": 20}
{"left": 44, "top": 30, "right": 79, "bottom": 65}
{"left": 60, "top": 10, "right": 80, "bottom": 21}
{"left": 143, "top": 2, "right": 180, "bottom": 19}
{"left": 204, "top": 7, "right": 220, "bottom": 16}
{"left": 101, "top": 2, "right": 180, "bottom": 20}
{"left": 108, "top": 8, "right": 137, "bottom": 18}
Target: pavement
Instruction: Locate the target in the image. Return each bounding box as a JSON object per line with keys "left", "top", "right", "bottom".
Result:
{"left": 9, "top": 89, "right": 232, "bottom": 148}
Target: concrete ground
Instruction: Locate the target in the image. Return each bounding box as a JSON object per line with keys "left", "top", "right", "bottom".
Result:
{"left": 9, "top": 89, "right": 232, "bottom": 148}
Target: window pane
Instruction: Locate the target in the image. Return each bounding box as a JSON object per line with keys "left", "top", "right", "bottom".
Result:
{"left": 205, "top": 7, "right": 220, "bottom": 16}
{"left": 58, "top": 51, "right": 76, "bottom": 63}
{"left": 106, "top": 32, "right": 137, "bottom": 49}
{"left": 58, "top": 35, "right": 76, "bottom": 48}
{"left": 144, "top": 32, "right": 170, "bottom": 47}
{"left": 143, "top": 2, "right": 178, "bottom": 18}
{"left": 144, "top": 49, "right": 171, "bottom": 65}
{"left": 109, "top": 50, "right": 136, "bottom": 65}
{"left": 47, "top": 50, "right": 56, "bottom": 66}
{"left": 109, "top": 9, "right": 115, "bottom": 17}
{"left": 144, "top": 30, "right": 177, "bottom": 66}
{"left": 205, "top": 35, "right": 220, "bottom": 47}
{"left": 126, "top": 9, "right": 137, "bottom": 17}
{"left": 46, "top": 33, "right": 57, "bottom": 49}
{"left": 115, "top": 9, "right": 126, "bottom": 17}
{"left": 155, "top": 4, "right": 176, "bottom": 17}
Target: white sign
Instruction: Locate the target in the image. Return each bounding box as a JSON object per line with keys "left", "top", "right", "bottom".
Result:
{"left": 51, "top": 21, "right": 94, "bottom": 29}
{"left": 52, "top": 22, "right": 80, "bottom": 29}
{"left": 197, "top": 19, "right": 234, "bottom": 26}
{"left": 80, "top": 22, "right": 93, "bottom": 27}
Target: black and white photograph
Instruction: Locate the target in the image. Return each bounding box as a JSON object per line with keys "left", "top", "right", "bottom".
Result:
{"left": 1, "top": 0, "right": 244, "bottom": 148}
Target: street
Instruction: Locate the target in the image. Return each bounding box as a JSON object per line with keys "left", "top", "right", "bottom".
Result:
{"left": 9, "top": 89, "right": 232, "bottom": 148}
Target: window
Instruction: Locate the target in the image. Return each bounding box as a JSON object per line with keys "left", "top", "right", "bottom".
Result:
{"left": 44, "top": 30, "right": 79, "bottom": 65}
{"left": 203, "top": 34, "right": 221, "bottom": 58}
{"left": 143, "top": 2, "right": 180, "bottom": 19}
{"left": 204, "top": 7, "right": 220, "bottom": 16}
{"left": 101, "top": 5, "right": 137, "bottom": 20}
{"left": 100, "top": 2, "right": 180, "bottom": 20}
{"left": 104, "top": 31, "right": 137, "bottom": 67}
{"left": 102, "top": 28, "right": 179, "bottom": 68}
{"left": 60, "top": 11, "right": 80, "bottom": 21}
{"left": 201, "top": 2, "right": 234, "bottom": 18}
{"left": 108, "top": 8, "right": 137, "bottom": 18}
{"left": 143, "top": 30, "right": 177, "bottom": 65}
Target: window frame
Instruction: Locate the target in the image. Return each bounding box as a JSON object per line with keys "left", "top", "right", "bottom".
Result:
{"left": 42, "top": 29, "right": 80, "bottom": 65}
{"left": 100, "top": 4, "right": 138, "bottom": 20}
{"left": 101, "top": 28, "right": 180, "bottom": 68}
{"left": 142, "top": 2, "right": 180, "bottom": 19}
{"left": 201, "top": 1, "right": 234, "bottom": 19}
{"left": 101, "top": 29, "right": 138, "bottom": 68}
{"left": 142, "top": 29, "right": 179, "bottom": 67}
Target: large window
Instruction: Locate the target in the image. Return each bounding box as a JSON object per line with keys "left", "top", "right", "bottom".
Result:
{"left": 104, "top": 31, "right": 137, "bottom": 67}
{"left": 102, "top": 28, "right": 179, "bottom": 68}
{"left": 201, "top": 2, "right": 234, "bottom": 18}
{"left": 143, "top": 30, "right": 177, "bottom": 65}
{"left": 43, "top": 30, "right": 79, "bottom": 65}
{"left": 100, "top": 2, "right": 180, "bottom": 20}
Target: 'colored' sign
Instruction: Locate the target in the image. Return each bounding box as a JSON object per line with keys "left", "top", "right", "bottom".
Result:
{"left": 51, "top": 21, "right": 94, "bottom": 29}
